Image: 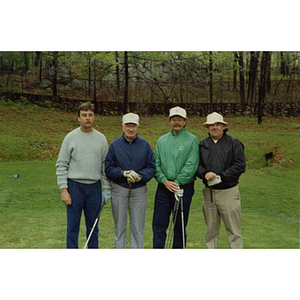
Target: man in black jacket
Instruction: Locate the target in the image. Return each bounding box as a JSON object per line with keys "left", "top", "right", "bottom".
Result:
{"left": 196, "top": 112, "right": 245, "bottom": 249}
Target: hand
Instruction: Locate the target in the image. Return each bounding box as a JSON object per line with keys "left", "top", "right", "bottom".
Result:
{"left": 164, "top": 180, "right": 179, "bottom": 193}
{"left": 102, "top": 188, "right": 111, "bottom": 205}
{"left": 123, "top": 170, "right": 134, "bottom": 182}
{"left": 123, "top": 170, "right": 141, "bottom": 184}
{"left": 129, "top": 170, "right": 141, "bottom": 182}
{"left": 207, "top": 175, "right": 222, "bottom": 186}
{"left": 174, "top": 189, "right": 184, "bottom": 202}
{"left": 205, "top": 172, "right": 217, "bottom": 181}
{"left": 61, "top": 188, "right": 72, "bottom": 205}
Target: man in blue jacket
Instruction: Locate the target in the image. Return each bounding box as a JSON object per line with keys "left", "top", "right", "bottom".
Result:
{"left": 105, "top": 113, "right": 156, "bottom": 248}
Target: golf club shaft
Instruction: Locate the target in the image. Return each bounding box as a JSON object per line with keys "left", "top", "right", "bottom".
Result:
{"left": 84, "top": 203, "right": 104, "bottom": 249}
{"left": 180, "top": 196, "right": 185, "bottom": 249}
{"left": 165, "top": 208, "right": 178, "bottom": 248}
{"left": 123, "top": 182, "right": 132, "bottom": 248}
{"left": 84, "top": 218, "right": 99, "bottom": 249}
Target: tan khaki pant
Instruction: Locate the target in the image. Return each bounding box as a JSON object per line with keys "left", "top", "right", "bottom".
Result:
{"left": 202, "top": 185, "right": 243, "bottom": 249}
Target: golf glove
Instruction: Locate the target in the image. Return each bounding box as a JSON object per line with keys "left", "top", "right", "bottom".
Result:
{"left": 130, "top": 170, "right": 141, "bottom": 182}
{"left": 174, "top": 189, "right": 184, "bottom": 202}
{"left": 207, "top": 175, "right": 222, "bottom": 186}
{"left": 123, "top": 170, "right": 134, "bottom": 181}
{"left": 123, "top": 170, "right": 141, "bottom": 184}
{"left": 102, "top": 188, "right": 111, "bottom": 205}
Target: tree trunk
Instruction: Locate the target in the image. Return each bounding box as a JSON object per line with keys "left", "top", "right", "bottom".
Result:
{"left": 35, "top": 52, "right": 41, "bottom": 67}
{"left": 266, "top": 51, "right": 272, "bottom": 93}
{"left": 88, "top": 55, "right": 91, "bottom": 95}
{"left": 179, "top": 52, "right": 183, "bottom": 104}
{"left": 39, "top": 53, "right": 42, "bottom": 81}
{"left": 52, "top": 51, "right": 58, "bottom": 97}
{"left": 93, "top": 59, "right": 99, "bottom": 113}
{"left": 123, "top": 51, "right": 129, "bottom": 114}
{"left": 280, "top": 51, "right": 286, "bottom": 76}
{"left": 115, "top": 51, "right": 120, "bottom": 102}
{"left": 209, "top": 51, "right": 213, "bottom": 112}
{"left": 260, "top": 52, "right": 268, "bottom": 98}
{"left": 247, "top": 51, "right": 260, "bottom": 105}
{"left": 238, "top": 52, "right": 245, "bottom": 104}
{"left": 23, "top": 52, "right": 28, "bottom": 74}
{"left": 258, "top": 51, "right": 268, "bottom": 123}
{"left": 233, "top": 52, "right": 238, "bottom": 91}
{"left": 0, "top": 53, "right": 3, "bottom": 71}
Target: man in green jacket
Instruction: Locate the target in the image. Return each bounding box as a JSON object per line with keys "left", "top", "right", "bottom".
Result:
{"left": 152, "top": 106, "right": 199, "bottom": 248}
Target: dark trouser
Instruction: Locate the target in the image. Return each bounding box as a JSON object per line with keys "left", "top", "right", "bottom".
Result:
{"left": 152, "top": 182, "right": 194, "bottom": 249}
{"left": 66, "top": 179, "right": 102, "bottom": 249}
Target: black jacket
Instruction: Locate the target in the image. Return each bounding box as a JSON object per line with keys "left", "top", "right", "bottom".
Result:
{"left": 196, "top": 130, "right": 246, "bottom": 189}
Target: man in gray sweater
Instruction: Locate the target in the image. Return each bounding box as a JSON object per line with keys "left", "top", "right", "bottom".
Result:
{"left": 56, "top": 102, "right": 111, "bottom": 248}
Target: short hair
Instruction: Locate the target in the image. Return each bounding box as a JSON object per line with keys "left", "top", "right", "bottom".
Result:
{"left": 78, "top": 101, "right": 95, "bottom": 116}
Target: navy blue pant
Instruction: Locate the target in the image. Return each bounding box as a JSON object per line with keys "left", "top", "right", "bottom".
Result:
{"left": 66, "top": 179, "right": 102, "bottom": 249}
{"left": 152, "top": 182, "right": 194, "bottom": 249}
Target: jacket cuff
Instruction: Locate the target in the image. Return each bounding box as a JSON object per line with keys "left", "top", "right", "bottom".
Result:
{"left": 161, "top": 176, "right": 168, "bottom": 184}
{"left": 174, "top": 179, "right": 180, "bottom": 186}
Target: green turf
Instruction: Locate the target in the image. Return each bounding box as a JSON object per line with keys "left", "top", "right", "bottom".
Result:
{"left": 0, "top": 160, "right": 298, "bottom": 249}
{"left": 0, "top": 102, "right": 299, "bottom": 248}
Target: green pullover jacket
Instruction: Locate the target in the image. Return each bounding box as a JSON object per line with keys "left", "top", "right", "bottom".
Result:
{"left": 154, "top": 127, "right": 199, "bottom": 186}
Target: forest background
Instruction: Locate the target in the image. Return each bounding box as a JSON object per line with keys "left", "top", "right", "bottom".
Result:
{"left": 1, "top": 51, "right": 300, "bottom": 121}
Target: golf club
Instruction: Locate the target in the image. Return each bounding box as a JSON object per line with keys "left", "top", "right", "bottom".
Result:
{"left": 123, "top": 182, "right": 132, "bottom": 248}
{"left": 180, "top": 196, "right": 185, "bottom": 249}
{"left": 165, "top": 197, "right": 180, "bottom": 249}
{"left": 84, "top": 201, "right": 105, "bottom": 249}
{"left": 209, "top": 186, "right": 216, "bottom": 249}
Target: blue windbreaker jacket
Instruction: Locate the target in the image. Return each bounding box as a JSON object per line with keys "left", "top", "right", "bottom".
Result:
{"left": 105, "top": 134, "right": 156, "bottom": 189}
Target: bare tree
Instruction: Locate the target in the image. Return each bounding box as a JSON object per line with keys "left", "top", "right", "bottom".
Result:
{"left": 115, "top": 51, "right": 120, "bottom": 102}
{"left": 247, "top": 51, "right": 260, "bottom": 105}
{"left": 233, "top": 52, "right": 238, "bottom": 92}
{"left": 123, "top": 51, "right": 129, "bottom": 114}
{"left": 258, "top": 51, "right": 270, "bottom": 123}
{"left": 209, "top": 51, "right": 213, "bottom": 112}
{"left": 266, "top": 51, "right": 272, "bottom": 93}
{"left": 234, "top": 52, "right": 246, "bottom": 104}
{"left": 23, "top": 52, "right": 29, "bottom": 74}
{"left": 52, "top": 51, "right": 58, "bottom": 97}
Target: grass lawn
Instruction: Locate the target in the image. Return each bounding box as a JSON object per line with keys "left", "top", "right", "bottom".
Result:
{"left": 0, "top": 160, "right": 298, "bottom": 249}
{"left": 0, "top": 102, "right": 299, "bottom": 249}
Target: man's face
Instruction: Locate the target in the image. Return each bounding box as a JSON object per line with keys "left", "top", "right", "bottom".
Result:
{"left": 78, "top": 109, "right": 95, "bottom": 133}
{"left": 169, "top": 116, "right": 187, "bottom": 135}
{"left": 122, "top": 123, "right": 139, "bottom": 141}
{"left": 207, "top": 122, "right": 225, "bottom": 140}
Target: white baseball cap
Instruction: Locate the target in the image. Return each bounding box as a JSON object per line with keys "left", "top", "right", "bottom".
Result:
{"left": 169, "top": 106, "right": 187, "bottom": 119}
{"left": 122, "top": 113, "right": 139, "bottom": 125}
{"left": 203, "top": 112, "right": 227, "bottom": 126}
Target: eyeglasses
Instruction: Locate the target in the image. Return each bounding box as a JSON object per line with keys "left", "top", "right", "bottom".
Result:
{"left": 123, "top": 124, "right": 138, "bottom": 129}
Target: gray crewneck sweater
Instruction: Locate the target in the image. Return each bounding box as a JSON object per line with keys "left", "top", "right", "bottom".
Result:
{"left": 56, "top": 127, "right": 110, "bottom": 190}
